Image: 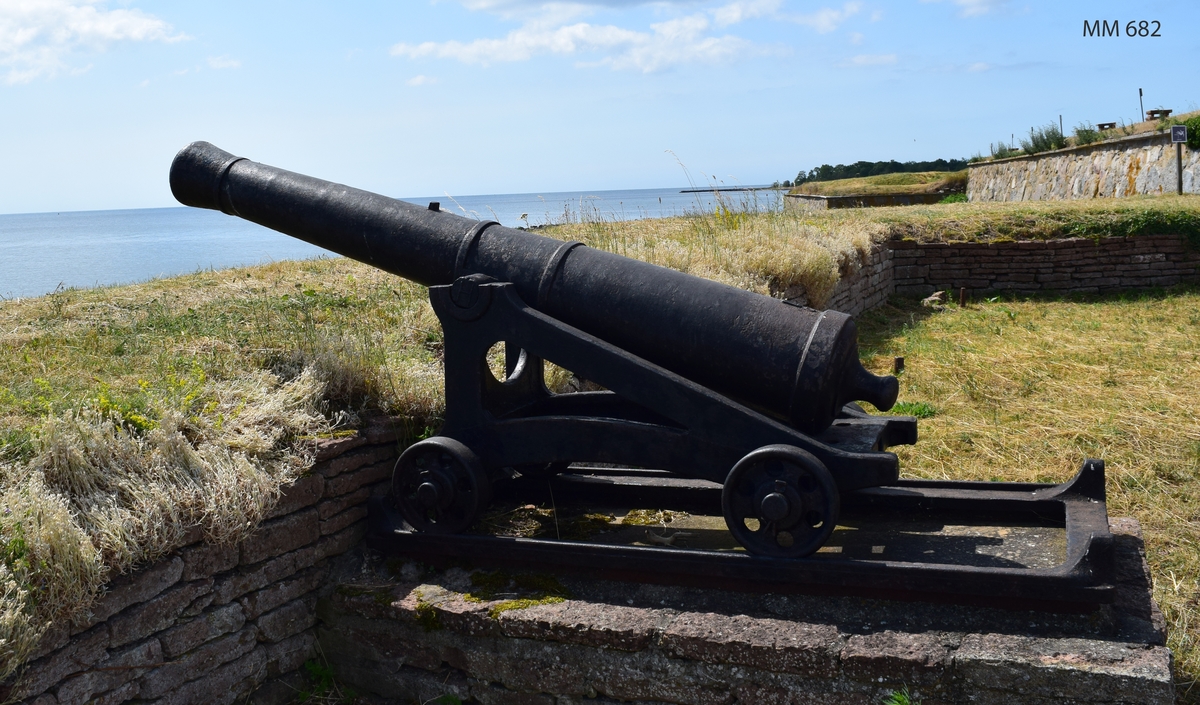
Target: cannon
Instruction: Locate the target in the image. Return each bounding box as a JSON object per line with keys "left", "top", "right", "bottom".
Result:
{"left": 169, "top": 143, "right": 1116, "bottom": 592}
{"left": 171, "top": 141, "right": 912, "bottom": 556}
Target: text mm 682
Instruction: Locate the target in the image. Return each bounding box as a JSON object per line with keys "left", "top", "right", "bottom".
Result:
{"left": 1084, "top": 20, "right": 1161, "bottom": 37}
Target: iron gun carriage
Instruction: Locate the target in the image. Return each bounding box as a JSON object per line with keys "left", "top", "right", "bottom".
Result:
{"left": 171, "top": 142, "right": 1115, "bottom": 609}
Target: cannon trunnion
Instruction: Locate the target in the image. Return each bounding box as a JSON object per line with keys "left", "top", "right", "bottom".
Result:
{"left": 170, "top": 142, "right": 1117, "bottom": 609}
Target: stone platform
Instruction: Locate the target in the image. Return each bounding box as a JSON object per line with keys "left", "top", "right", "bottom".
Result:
{"left": 316, "top": 518, "right": 1172, "bottom": 705}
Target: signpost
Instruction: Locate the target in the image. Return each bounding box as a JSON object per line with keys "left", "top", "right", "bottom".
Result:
{"left": 1172, "top": 125, "right": 1187, "bottom": 195}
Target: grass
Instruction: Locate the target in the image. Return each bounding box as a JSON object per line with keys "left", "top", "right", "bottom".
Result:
{"left": 776, "top": 194, "right": 1200, "bottom": 246}
{"left": 788, "top": 170, "right": 967, "bottom": 197}
{"left": 979, "top": 109, "right": 1200, "bottom": 161}
{"left": 1, "top": 195, "right": 1199, "bottom": 694}
{"left": 0, "top": 258, "right": 447, "bottom": 682}
{"left": 855, "top": 290, "right": 1200, "bottom": 701}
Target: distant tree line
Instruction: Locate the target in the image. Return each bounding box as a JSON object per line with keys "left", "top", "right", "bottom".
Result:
{"left": 794, "top": 158, "right": 969, "bottom": 185}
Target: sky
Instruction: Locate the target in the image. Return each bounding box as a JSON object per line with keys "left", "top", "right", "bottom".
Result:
{"left": 0, "top": 0, "right": 1196, "bottom": 214}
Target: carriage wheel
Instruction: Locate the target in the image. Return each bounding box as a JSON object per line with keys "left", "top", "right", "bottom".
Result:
{"left": 393, "top": 437, "right": 491, "bottom": 534}
{"left": 721, "top": 445, "right": 839, "bottom": 557}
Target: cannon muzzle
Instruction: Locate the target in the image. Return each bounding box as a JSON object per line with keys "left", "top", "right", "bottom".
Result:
{"left": 170, "top": 141, "right": 897, "bottom": 430}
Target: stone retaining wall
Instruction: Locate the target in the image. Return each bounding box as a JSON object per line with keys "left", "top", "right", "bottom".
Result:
{"left": 317, "top": 518, "right": 1172, "bottom": 704}
{"left": 7, "top": 421, "right": 403, "bottom": 705}
{"left": 824, "top": 244, "right": 894, "bottom": 316}
{"left": 888, "top": 234, "right": 1200, "bottom": 298}
{"left": 968, "top": 132, "right": 1199, "bottom": 202}
{"left": 810, "top": 234, "right": 1198, "bottom": 313}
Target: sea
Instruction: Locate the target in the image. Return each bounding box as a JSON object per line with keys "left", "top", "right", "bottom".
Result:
{"left": 0, "top": 186, "right": 779, "bottom": 300}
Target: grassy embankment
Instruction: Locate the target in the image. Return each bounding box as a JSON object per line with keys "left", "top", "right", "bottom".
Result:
{"left": 787, "top": 170, "right": 967, "bottom": 197}
{"left": 0, "top": 194, "right": 1198, "bottom": 697}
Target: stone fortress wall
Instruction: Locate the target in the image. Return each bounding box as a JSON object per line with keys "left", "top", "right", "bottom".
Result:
{"left": 967, "top": 131, "right": 1198, "bottom": 202}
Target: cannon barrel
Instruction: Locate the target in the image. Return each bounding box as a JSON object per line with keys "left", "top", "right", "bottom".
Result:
{"left": 170, "top": 141, "right": 897, "bottom": 430}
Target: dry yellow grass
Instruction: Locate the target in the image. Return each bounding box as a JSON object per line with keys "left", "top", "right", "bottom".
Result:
{"left": 0, "top": 258, "right": 445, "bottom": 681}
{"left": 856, "top": 292, "right": 1200, "bottom": 700}
{"left": 543, "top": 207, "right": 881, "bottom": 308}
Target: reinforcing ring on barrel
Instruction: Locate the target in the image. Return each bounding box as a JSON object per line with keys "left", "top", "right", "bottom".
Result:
{"left": 722, "top": 444, "right": 839, "bottom": 557}
{"left": 393, "top": 437, "right": 492, "bottom": 534}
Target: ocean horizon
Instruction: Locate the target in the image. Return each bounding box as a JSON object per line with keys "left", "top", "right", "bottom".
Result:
{"left": 0, "top": 186, "right": 780, "bottom": 300}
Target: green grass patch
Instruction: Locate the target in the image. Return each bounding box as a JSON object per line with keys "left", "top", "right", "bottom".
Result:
{"left": 890, "top": 401, "right": 937, "bottom": 418}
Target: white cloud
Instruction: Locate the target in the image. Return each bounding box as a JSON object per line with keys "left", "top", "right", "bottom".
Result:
{"left": 0, "top": 0, "right": 183, "bottom": 84}
{"left": 847, "top": 53, "right": 895, "bottom": 66}
{"left": 922, "top": 0, "right": 1009, "bottom": 17}
{"left": 967, "top": 61, "right": 989, "bottom": 71}
{"left": 791, "top": 1, "right": 860, "bottom": 33}
{"left": 849, "top": 31, "right": 863, "bottom": 44}
{"left": 406, "top": 74, "right": 437, "bottom": 86}
{"left": 206, "top": 55, "right": 239, "bottom": 69}
{"left": 712, "top": 0, "right": 782, "bottom": 28}
{"left": 392, "top": 4, "right": 775, "bottom": 72}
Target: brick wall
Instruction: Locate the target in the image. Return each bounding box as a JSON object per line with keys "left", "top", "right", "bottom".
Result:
{"left": 8, "top": 420, "right": 403, "bottom": 705}
{"left": 824, "top": 244, "right": 895, "bottom": 316}
{"left": 889, "top": 235, "right": 1200, "bottom": 297}
{"left": 811, "top": 234, "right": 1197, "bottom": 314}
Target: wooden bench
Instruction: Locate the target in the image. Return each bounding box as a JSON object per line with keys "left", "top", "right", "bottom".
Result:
{"left": 1096, "top": 122, "right": 1117, "bottom": 131}
{"left": 1146, "top": 109, "right": 1172, "bottom": 119}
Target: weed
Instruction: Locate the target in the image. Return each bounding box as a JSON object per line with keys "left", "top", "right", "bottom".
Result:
{"left": 1019, "top": 123, "right": 1067, "bottom": 155}
{"left": 881, "top": 685, "right": 919, "bottom": 705}
{"left": 1073, "top": 122, "right": 1102, "bottom": 146}
{"left": 990, "top": 140, "right": 1018, "bottom": 159}
{"left": 414, "top": 598, "right": 441, "bottom": 632}
{"left": 938, "top": 193, "right": 967, "bottom": 204}
{"left": 891, "top": 401, "right": 936, "bottom": 418}
{"left": 296, "top": 652, "right": 359, "bottom": 704}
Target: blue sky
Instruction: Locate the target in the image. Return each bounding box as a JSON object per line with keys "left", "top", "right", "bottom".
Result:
{"left": 0, "top": 0, "right": 1196, "bottom": 213}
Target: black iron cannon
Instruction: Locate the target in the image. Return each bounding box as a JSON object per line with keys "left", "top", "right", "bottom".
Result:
{"left": 169, "top": 141, "right": 918, "bottom": 557}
